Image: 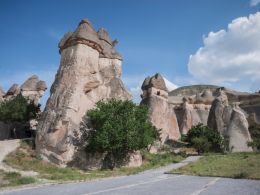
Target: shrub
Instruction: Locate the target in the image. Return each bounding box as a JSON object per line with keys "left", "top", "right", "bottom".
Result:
{"left": 186, "top": 123, "right": 225, "bottom": 153}
{"left": 0, "top": 95, "right": 37, "bottom": 122}
{"left": 248, "top": 139, "right": 260, "bottom": 150}
{"left": 82, "top": 99, "right": 159, "bottom": 169}
{"left": 248, "top": 125, "right": 260, "bottom": 151}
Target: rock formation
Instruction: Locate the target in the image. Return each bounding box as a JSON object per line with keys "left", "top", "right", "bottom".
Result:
{"left": 207, "top": 89, "right": 232, "bottom": 135}
{"left": 141, "top": 81, "right": 259, "bottom": 152}
{"left": 0, "top": 87, "right": 5, "bottom": 102}
{"left": 207, "top": 89, "right": 253, "bottom": 152}
{"left": 1, "top": 76, "right": 46, "bottom": 106}
{"left": 36, "top": 19, "right": 131, "bottom": 165}
{"left": 4, "top": 84, "right": 20, "bottom": 100}
{"left": 227, "top": 104, "right": 253, "bottom": 152}
{"left": 20, "top": 75, "right": 47, "bottom": 106}
{"left": 169, "top": 86, "right": 218, "bottom": 135}
{"left": 140, "top": 73, "right": 180, "bottom": 143}
{"left": 0, "top": 76, "right": 47, "bottom": 140}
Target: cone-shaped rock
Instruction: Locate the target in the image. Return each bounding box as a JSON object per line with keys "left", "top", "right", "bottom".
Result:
{"left": 36, "top": 19, "right": 131, "bottom": 165}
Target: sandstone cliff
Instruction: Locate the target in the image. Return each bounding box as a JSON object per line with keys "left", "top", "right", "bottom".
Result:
{"left": 36, "top": 19, "right": 131, "bottom": 165}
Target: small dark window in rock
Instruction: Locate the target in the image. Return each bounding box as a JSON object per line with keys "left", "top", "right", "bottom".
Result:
{"left": 157, "top": 91, "right": 160, "bottom": 96}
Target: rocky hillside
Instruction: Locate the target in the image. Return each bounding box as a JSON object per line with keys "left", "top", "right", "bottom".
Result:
{"left": 141, "top": 74, "right": 260, "bottom": 152}
{"left": 0, "top": 75, "right": 47, "bottom": 140}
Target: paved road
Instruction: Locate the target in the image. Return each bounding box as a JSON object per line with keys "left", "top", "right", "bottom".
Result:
{"left": 1, "top": 156, "right": 260, "bottom": 195}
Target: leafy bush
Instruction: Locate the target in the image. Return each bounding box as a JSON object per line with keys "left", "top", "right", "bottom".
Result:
{"left": 0, "top": 95, "right": 37, "bottom": 122}
{"left": 248, "top": 125, "right": 260, "bottom": 151}
{"left": 185, "top": 123, "right": 225, "bottom": 153}
{"left": 83, "top": 99, "right": 159, "bottom": 169}
{"left": 248, "top": 139, "right": 260, "bottom": 150}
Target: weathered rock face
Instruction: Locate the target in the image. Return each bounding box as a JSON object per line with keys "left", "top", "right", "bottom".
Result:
{"left": 142, "top": 80, "right": 257, "bottom": 152}
{"left": 177, "top": 90, "right": 214, "bottom": 134}
{"left": 5, "top": 84, "right": 20, "bottom": 100}
{"left": 227, "top": 105, "right": 253, "bottom": 152}
{"left": 0, "top": 87, "right": 5, "bottom": 102}
{"left": 36, "top": 19, "right": 131, "bottom": 165}
{"left": 207, "top": 90, "right": 253, "bottom": 152}
{"left": 207, "top": 90, "right": 232, "bottom": 135}
{"left": 1, "top": 76, "right": 46, "bottom": 106}
{"left": 0, "top": 76, "right": 47, "bottom": 140}
{"left": 21, "top": 75, "right": 47, "bottom": 106}
{"left": 141, "top": 73, "right": 180, "bottom": 143}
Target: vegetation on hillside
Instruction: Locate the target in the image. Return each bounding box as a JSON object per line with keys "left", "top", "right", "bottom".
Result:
{"left": 183, "top": 123, "right": 226, "bottom": 154}
{"left": 171, "top": 152, "right": 260, "bottom": 179}
{"left": 0, "top": 95, "right": 37, "bottom": 122}
{"left": 0, "top": 170, "right": 36, "bottom": 188}
{"left": 248, "top": 124, "right": 260, "bottom": 151}
{"left": 82, "top": 99, "right": 160, "bottom": 169}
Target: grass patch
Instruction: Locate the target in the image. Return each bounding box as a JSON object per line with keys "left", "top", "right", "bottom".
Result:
{"left": 171, "top": 152, "right": 260, "bottom": 179}
{"left": 0, "top": 170, "right": 36, "bottom": 188}
{"left": 2, "top": 140, "right": 184, "bottom": 188}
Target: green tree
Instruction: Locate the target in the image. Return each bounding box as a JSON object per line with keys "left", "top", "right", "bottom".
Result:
{"left": 83, "top": 99, "right": 159, "bottom": 169}
{"left": 185, "top": 123, "right": 225, "bottom": 153}
{"left": 0, "top": 95, "right": 37, "bottom": 122}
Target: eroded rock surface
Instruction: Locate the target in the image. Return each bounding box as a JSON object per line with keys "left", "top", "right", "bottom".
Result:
{"left": 21, "top": 75, "right": 47, "bottom": 106}
{"left": 227, "top": 104, "right": 253, "bottom": 152}
{"left": 207, "top": 89, "right": 232, "bottom": 135}
{"left": 177, "top": 90, "right": 214, "bottom": 135}
{"left": 0, "top": 76, "right": 47, "bottom": 140}
{"left": 36, "top": 19, "right": 131, "bottom": 165}
{"left": 206, "top": 90, "right": 253, "bottom": 152}
{"left": 141, "top": 73, "right": 180, "bottom": 143}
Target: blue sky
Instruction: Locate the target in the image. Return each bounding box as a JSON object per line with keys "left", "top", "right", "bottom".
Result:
{"left": 0, "top": 0, "right": 260, "bottom": 107}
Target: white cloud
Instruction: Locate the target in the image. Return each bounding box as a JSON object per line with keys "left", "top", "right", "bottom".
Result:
{"left": 250, "top": 0, "right": 260, "bottom": 6}
{"left": 163, "top": 77, "right": 178, "bottom": 91}
{"left": 188, "top": 12, "right": 260, "bottom": 92}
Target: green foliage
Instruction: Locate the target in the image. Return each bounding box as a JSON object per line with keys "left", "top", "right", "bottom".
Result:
{"left": 0, "top": 95, "right": 37, "bottom": 122}
{"left": 248, "top": 125, "right": 260, "bottom": 151}
{"left": 248, "top": 139, "right": 260, "bottom": 150}
{"left": 84, "top": 99, "right": 160, "bottom": 168}
{"left": 186, "top": 123, "right": 225, "bottom": 153}
{"left": 0, "top": 171, "right": 36, "bottom": 187}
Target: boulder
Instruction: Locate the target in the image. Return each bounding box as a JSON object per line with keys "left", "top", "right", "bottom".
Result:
{"left": 227, "top": 104, "right": 253, "bottom": 152}
{"left": 36, "top": 19, "right": 131, "bottom": 166}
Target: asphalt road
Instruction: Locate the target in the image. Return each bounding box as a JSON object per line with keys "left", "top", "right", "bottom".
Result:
{"left": 1, "top": 156, "right": 260, "bottom": 195}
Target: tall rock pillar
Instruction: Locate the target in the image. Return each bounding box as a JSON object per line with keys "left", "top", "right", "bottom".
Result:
{"left": 140, "top": 73, "right": 180, "bottom": 143}
{"left": 36, "top": 19, "right": 131, "bottom": 165}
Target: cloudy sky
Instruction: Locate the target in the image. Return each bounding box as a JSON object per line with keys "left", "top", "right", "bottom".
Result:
{"left": 0, "top": 0, "right": 260, "bottom": 106}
